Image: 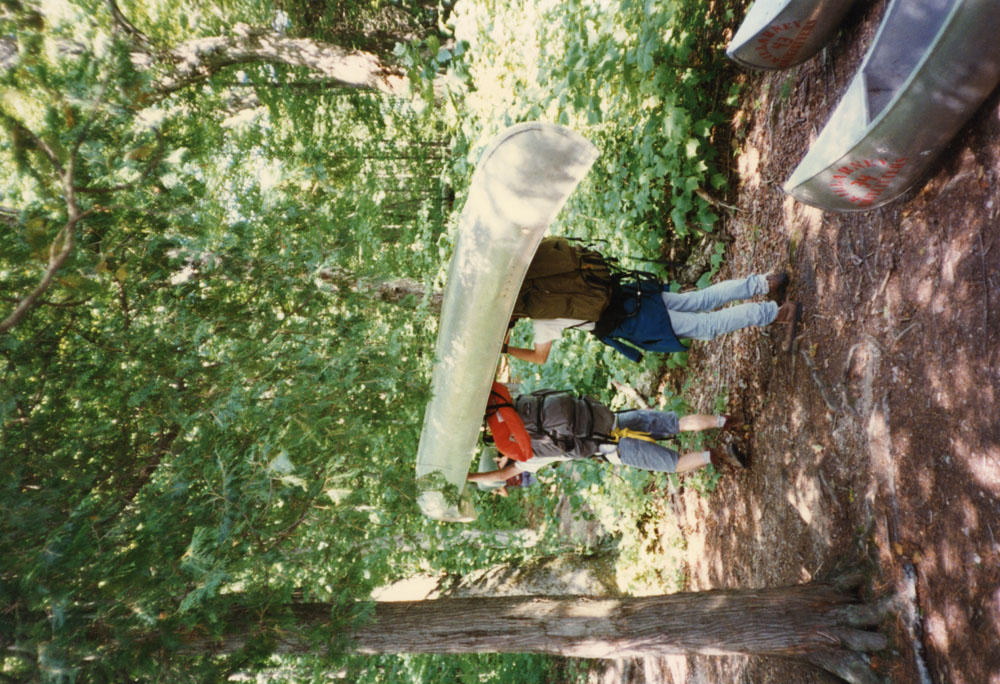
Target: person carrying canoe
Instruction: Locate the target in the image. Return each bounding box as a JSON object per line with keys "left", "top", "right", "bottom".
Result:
{"left": 502, "top": 237, "right": 801, "bottom": 364}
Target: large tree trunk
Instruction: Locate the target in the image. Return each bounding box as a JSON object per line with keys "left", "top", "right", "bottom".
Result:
{"left": 141, "top": 28, "right": 411, "bottom": 97}
{"left": 100, "top": 0, "right": 417, "bottom": 97}
{"left": 186, "top": 582, "right": 894, "bottom": 684}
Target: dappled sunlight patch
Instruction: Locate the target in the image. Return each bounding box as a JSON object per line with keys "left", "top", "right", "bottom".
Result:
{"left": 916, "top": 465, "right": 936, "bottom": 502}
{"left": 930, "top": 289, "right": 949, "bottom": 316}
{"left": 782, "top": 194, "right": 823, "bottom": 252}
{"left": 737, "top": 145, "right": 761, "bottom": 188}
{"left": 371, "top": 574, "right": 443, "bottom": 602}
{"left": 660, "top": 655, "right": 690, "bottom": 684}
{"left": 939, "top": 236, "right": 973, "bottom": 288}
{"left": 784, "top": 470, "right": 825, "bottom": 529}
{"left": 925, "top": 610, "right": 951, "bottom": 661}
{"left": 791, "top": 198, "right": 824, "bottom": 239}
{"left": 922, "top": 364, "right": 950, "bottom": 411}
{"left": 748, "top": 495, "right": 765, "bottom": 540}
{"left": 916, "top": 276, "right": 935, "bottom": 306}
{"left": 964, "top": 444, "right": 1000, "bottom": 493}
{"left": 787, "top": 395, "right": 807, "bottom": 433}
{"left": 940, "top": 597, "right": 973, "bottom": 658}
{"left": 813, "top": 249, "right": 842, "bottom": 301}
{"left": 958, "top": 493, "right": 980, "bottom": 534}
{"left": 937, "top": 538, "right": 962, "bottom": 576}
{"left": 940, "top": 355, "right": 974, "bottom": 402}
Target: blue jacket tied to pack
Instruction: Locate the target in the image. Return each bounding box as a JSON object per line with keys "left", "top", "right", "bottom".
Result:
{"left": 594, "top": 281, "right": 686, "bottom": 362}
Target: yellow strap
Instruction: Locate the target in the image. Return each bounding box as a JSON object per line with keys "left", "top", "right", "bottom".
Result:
{"left": 610, "top": 427, "right": 657, "bottom": 444}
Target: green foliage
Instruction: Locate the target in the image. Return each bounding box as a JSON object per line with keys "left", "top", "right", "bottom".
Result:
{"left": 445, "top": 0, "right": 737, "bottom": 245}
{"left": 1, "top": 0, "right": 742, "bottom": 680}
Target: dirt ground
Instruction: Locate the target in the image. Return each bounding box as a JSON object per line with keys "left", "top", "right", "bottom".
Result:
{"left": 598, "top": 2, "right": 1000, "bottom": 683}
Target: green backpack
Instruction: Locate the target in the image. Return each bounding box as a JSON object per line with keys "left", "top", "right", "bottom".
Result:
{"left": 512, "top": 237, "right": 614, "bottom": 321}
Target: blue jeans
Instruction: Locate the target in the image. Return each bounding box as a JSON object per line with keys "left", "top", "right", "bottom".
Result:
{"left": 662, "top": 275, "right": 777, "bottom": 340}
{"left": 615, "top": 409, "right": 682, "bottom": 472}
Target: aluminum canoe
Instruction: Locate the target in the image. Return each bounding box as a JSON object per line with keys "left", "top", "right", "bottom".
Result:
{"left": 415, "top": 123, "right": 598, "bottom": 522}
{"left": 784, "top": 0, "right": 1000, "bottom": 211}
{"left": 726, "top": 0, "right": 857, "bottom": 70}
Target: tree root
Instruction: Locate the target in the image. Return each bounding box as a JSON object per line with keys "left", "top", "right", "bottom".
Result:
{"left": 803, "top": 649, "right": 885, "bottom": 684}
{"left": 833, "top": 594, "right": 902, "bottom": 627}
{"left": 800, "top": 350, "right": 840, "bottom": 413}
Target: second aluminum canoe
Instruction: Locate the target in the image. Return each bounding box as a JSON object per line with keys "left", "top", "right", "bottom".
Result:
{"left": 784, "top": 0, "right": 1000, "bottom": 211}
{"left": 727, "top": 0, "right": 857, "bottom": 70}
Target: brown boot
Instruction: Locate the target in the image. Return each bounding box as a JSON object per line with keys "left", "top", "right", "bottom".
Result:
{"left": 709, "top": 443, "right": 747, "bottom": 470}
{"left": 766, "top": 272, "right": 789, "bottom": 304}
{"left": 721, "top": 414, "right": 744, "bottom": 433}
{"left": 772, "top": 300, "right": 802, "bottom": 352}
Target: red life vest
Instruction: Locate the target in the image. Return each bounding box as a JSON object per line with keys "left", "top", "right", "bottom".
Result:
{"left": 485, "top": 382, "right": 533, "bottom": 462}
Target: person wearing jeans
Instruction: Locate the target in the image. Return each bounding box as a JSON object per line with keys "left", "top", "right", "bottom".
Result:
{"left": 468, "top": 405, "right": 748, "bottom": 486}
{"left": 505, "top": 273, "right": 801, "bottom": 364}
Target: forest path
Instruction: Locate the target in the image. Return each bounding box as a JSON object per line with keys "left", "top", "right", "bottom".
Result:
{"left": 602, "top": 2, "right": 1000, "bottom": 682}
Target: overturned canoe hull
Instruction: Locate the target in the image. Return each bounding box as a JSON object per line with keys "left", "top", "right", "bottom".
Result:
{"left": 415, "top": 123, "right": 598, "bottom": 522}
{"left": 784, "top": 0, "right": 1000, "bottom": 211}
{"left": 726, "top": 0, "right": 857, "bottom": 70}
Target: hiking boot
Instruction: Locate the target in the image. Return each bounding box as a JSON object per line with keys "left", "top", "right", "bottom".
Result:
{"left": 772, "top": 300, "right": 802, "bottom": 352}
{"left": 766, "top": 272, "right": 789, "bottom": 304}
{"left": 709, "top": 443, "right": 748, "bottom": 470}
{"left": 721, "top": 414, "right": 744, "bottom": 433}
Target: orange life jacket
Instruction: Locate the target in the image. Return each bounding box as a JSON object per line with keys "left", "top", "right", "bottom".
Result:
{"left": 485, "top": 382, "right": 533, "bottom": 462}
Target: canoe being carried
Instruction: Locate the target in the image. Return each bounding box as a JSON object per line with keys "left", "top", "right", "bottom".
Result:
{"left": 784, "top": 0, "right": 1000, "bottom": 211}
{"left": 727, "top": 0, "right": 857, "bottom": 70}
{"left": 414, "top": 123, "right": 598, "bottom": 522}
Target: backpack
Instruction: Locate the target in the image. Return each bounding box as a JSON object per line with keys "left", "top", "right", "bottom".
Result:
{"left": 512, "top": 237, "right": 664, "bottom": 337}
{"left": 484, "top": 382, "right": 533, "bottom": 462}
{"left": 512, "top": 237, "right": 615, "bottom": 321}
{"left": 513, "top": 390, "right": 615, "bottom": 460}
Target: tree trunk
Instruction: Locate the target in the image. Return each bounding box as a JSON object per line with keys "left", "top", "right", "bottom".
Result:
{"left": 318, "top": 269, "right": 442, "bottom": 314}
{"left": 138, "top": 29, "right": 412, "bottom": 97}
{"left": 351, "top": 587, "right": 887, "bottom": 658}
{"left": 185, "top": 582, "right": 894, "bottom": 684}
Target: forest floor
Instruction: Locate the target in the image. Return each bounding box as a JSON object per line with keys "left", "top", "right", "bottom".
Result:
{"left": 594, "top": 2, "right": 1000, "bottom": 683}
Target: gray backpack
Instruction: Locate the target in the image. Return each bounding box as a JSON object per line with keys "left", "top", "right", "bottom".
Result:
{"left": 513, "top": 390, "right": 614, "bottom": 460}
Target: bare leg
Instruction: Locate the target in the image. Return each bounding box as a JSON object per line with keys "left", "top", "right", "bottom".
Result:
{"left": 675, "top": 451, "right": 711, "bottom": 473}
{"left": 678, "top": 414, "right": 722, "bottom": 432}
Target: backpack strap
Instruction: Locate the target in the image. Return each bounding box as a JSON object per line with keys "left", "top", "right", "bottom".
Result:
{"left": 609, "top": 427, "right": 657, "bottom": 443}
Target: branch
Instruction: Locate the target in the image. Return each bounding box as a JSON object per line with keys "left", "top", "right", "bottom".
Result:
{"left": 0, "top": 158, "right": 90, "bottom": 335}
{"left": 106, "top": 0, "right": 154, "bottom": 51}
{"left": 0, "top": 219, "right": 84, "bottom": 334}
{"left": 1, "top": 296, "right": 91, "bottom": 308}
{"left": 153, "top": 30, "right": 410, "bottom": 98}
{"left": 113, "top": 275, "right": 131, "bottom": 331}
{"left": 0, "top": 112, "right": 65, "bottom": 176}
{"left": 695, "top": 187, "right": 739, "bottom": 213}
{"left": 0, "top": 206, "right": 17, "bottom": 227}
{"left": 611, "top": 380, "right": 650, "bottom": 409}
